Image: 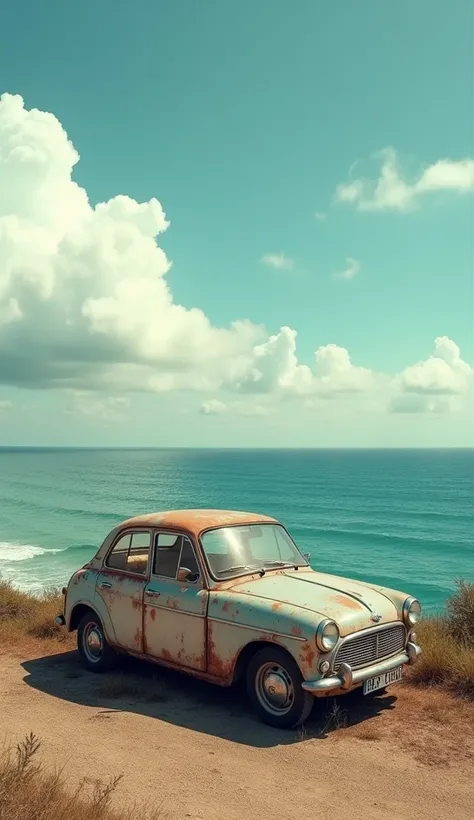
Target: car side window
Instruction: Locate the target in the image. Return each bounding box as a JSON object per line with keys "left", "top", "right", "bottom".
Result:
{"left": 106, "top": 531, "right": 151, "bottom": 575}
{"left": 153, "top": 533, "right": 200, "bottom": 582}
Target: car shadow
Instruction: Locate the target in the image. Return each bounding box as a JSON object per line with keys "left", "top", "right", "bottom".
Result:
{"left": 21, "top": 651, "right": 397, "bottom": 748}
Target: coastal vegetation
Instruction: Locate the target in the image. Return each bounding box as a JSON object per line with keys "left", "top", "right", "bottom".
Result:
{"left": 0, "top": 733, "right": 163, "bottom": 820}
{"left": 409, "top": 580, "right": 474, "bottom": 699}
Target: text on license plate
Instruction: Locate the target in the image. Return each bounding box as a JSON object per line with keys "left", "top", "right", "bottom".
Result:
{"left": 363, "top": 665, "right": 403, "bottom": 695}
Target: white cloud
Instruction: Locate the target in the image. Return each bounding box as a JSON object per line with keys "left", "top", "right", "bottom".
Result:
{"left": 199, "top": 399, "right": 227, "bottom": 416}
{"left": 199, "top": 399, "right": 270, "bottom": 418}
{"left": 229, "top": 327, "right": 374, "bottom": 398}
{"left": 314, "top": 211, "right": 327, "bottom": 222}
{"left": 313, "top": 344, "right": 374, "bottom": 395}
{"left": 334, "top": 257, "right": 361, "bottom": 281}
{"left": 390, "top": 337, "right": 473, "bottom": 413}
{"left": 231, "top": 327, "right": 313, "bottom": 395}
{"left": 336, "top": 148, "right": 474, "bottom": 212}
{"left": 0, "top": 400, "right": 12, "bottom": 412}
{"left": 260, "top": 253, "right": 295, "bottom": 270}
{"left": 0, "top": 93, "right": 263, "bottom": 393}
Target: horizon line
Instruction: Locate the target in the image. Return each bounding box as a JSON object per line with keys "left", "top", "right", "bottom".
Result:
{"left": 0, "top": 445, "right": 473, "bottom": 452}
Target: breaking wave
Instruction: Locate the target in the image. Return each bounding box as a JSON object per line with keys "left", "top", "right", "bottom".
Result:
{"left": 0, "top": 542, "right": 61, "bottom": 563}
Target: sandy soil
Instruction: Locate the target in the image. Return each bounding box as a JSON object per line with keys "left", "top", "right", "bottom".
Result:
{"left": 1, "top": 648, "right": 473, "bottom": 820}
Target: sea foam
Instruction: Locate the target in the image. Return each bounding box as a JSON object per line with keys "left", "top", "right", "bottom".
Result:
{"left": 0, "top": 542, "right": 55, "bottom": 562}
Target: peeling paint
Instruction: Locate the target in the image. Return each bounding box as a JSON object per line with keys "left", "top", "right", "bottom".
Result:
{"left": 300, "top": 641, "right": 316, "bottom": 672}
{"left": 119, "top": 509, "right": 278, "bottom": 538}
{"left": 333, "top": 594, "right": 362, "bottom": 611}
{"left": 207, "top": 621, "right": 234, "bottom": 680}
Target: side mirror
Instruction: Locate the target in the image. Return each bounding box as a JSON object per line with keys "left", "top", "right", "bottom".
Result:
{"left": 177, "top": 567, "right": 200, "bottom": 584}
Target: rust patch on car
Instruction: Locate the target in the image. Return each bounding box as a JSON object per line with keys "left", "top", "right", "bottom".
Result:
{"left": 222, "top": 601, "right": 230, "bottom": 612}
{"left": 300, "top": 641, "right": 316, "bottom": 671}
{"left": 271, "top": 601, "right": 282, "bottom": 612}
{"left": 333, "top": 594, "right": 362, "bottom": 611}
{"left": 150, "top": 608, "right": 156, "bottom": 622}
{"left": 207, "top": 622, "right": 233, "bottom": 680}
{"left": 161, "top": 648, "right": 173, "bottom": 662}
{"left": 291, "top": 625, "right": 303, "bottom": 637}
{"left": 166, "top": 597, "right": 179, "bottom": 610}
{"left": 259, "top": 632, "right": 279, "bottom": 643}
{"left": 118, "top": 509, "right": 279, "bottom": 538}
{"left": 132, "top": 599, "right": 141, "bottom": 610}
{"left": 133, "top": 627, "right": 142, "bottom": 648}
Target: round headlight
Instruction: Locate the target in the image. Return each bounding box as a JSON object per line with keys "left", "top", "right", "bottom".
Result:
{"left": 316, "top": 620, "right": 340, "bottom": 652}
{"left": 403, "top": 597, "right": 422, "bottom": 626}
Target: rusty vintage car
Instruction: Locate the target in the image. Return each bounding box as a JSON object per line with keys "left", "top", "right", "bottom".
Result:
{"left": 56, "top": 509, "right": 423, "bottom": 728}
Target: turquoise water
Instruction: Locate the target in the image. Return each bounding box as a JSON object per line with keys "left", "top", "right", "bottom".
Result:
{"left": 0, "top": 448, "right": 472, "bottom": 613}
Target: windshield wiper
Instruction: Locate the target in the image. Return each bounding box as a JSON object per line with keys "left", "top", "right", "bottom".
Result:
{"left": 215, "top": 564, "right": 265, "bottom": 577}
{"left": 263, "top": 560, "right": 297, "bottom": 569}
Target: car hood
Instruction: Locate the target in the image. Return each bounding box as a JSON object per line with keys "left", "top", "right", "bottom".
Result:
{"left": 227, "top": 569, "right": 400, "bottom": 635}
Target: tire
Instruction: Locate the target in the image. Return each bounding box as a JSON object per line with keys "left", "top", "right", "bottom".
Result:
{"left": 246, "top": 646, "right": 314, "bottom": 729}
{"left": 77, "top": 612, "right": 117, "bottom": 673}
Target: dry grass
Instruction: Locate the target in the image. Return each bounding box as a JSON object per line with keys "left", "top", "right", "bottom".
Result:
{"left": 407, "top": 580, "right": 474, "bottom": 699}
{"left": 0, "top": 733, "right": 165, "bottom": 820}
{"left": 350, "top": 723, "right": 382, "bottom": 742}
{"left": 341, "top": 683, "right": 474, "bottom": 765}
{"left": 321, "top": 701, "right": 348, "bottom": 733}
{"left": 0, "top": 580, "right": 74, "bottom": 654}
{"left": 446, "top": 579, "right": 474, "bottom": 646}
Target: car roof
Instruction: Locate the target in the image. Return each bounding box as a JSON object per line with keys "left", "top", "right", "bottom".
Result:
{"left": 118, "top": 509, "right": 279, "bottom": 537}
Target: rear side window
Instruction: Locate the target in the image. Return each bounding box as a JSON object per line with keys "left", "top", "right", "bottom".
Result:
{"left": 106, "top": 531, "right": 151, "bottom": 575}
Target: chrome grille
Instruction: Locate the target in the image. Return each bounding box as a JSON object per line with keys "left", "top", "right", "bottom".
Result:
{"left": 334, "top": 624, "right": 406, "bottom": 670}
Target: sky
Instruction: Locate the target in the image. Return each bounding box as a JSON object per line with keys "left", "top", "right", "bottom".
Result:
{"left": 0, "top": 0, "right": 473, "bottom": 447}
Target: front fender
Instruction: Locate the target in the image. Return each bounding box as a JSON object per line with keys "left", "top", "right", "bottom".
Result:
{"left": 207, "top": 592, "right": 320, "bottom": 681}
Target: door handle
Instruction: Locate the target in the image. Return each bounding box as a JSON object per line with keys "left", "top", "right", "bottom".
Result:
{"left": 147, "top": 589, "right": 160, "bottom": 598}
{"left": 99, "top": 581, "right": 112, "bottom": 589}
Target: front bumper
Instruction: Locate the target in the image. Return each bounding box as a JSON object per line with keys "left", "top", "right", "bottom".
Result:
{"left": 301, "top": 641, "right": 422, "bottom": 694}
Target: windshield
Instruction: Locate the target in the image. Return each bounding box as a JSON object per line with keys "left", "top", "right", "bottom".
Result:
{"left": 201, "top": 524, "right": 308, "bottom": 580}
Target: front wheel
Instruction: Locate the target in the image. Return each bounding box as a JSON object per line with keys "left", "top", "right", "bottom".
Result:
{"left": 77, "top": 612, "right": 116, "bottom": 673}
{"left": 246, "top": 646, "right": 314, "bottom": 729}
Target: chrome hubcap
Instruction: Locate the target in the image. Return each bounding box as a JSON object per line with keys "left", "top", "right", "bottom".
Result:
{"left": 255, "top": 662, "right": 294, "bottom": 715}
{"left": 83, "top": 623, "right": 103, "bottom": 662}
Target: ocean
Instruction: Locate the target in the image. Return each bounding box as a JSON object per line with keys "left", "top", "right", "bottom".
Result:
{"left": 0, "top": 448, "right": 472, "bottom": 613}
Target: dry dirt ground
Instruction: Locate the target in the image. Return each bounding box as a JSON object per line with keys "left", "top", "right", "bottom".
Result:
{"left": 1, "top": 647, "right": 473, "bottom": 820}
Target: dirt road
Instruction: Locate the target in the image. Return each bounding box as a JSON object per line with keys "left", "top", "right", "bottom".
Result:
{"left": 1, "top": 649, "right": 473, "bottom": 820}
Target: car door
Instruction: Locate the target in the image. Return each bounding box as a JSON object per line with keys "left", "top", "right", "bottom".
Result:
{"left": 95, "top": 529, "right": 151, "bottom": 652}
{"left": 144, "top": 531, "right": 208, "bottom": 671}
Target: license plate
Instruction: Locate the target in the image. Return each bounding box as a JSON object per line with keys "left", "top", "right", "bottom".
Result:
{"left": 363, "top": 665, "right": 403, "bottom": 695}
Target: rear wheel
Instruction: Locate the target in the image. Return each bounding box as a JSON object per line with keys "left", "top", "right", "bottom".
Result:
{"left": 77, "top": 612, "right": 116, "bottom": 673}
{"left": 246, "top": 646, "right": 313, "bottom": 729}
